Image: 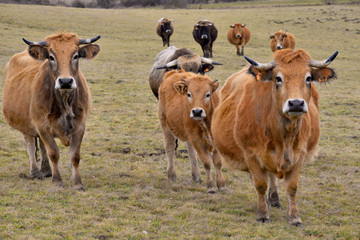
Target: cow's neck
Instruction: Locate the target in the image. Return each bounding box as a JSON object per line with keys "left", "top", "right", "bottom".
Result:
{"left": 55, "top": 90, "right": 77, "bottom": 136}
{"left": 197, "top": 119, "right": 213, "bottom": 153}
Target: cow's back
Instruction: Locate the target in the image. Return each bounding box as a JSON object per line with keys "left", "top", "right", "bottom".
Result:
{"left": 3, "top": 51, "right": 41, "bottom": 136}
{"left": 286, "top": 33, "right": 296, "bottom": 49}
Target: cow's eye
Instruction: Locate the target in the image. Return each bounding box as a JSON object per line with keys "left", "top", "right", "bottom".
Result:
{"left": 305, "top": 76, "right": 312, "bottom": 83}
{"left": 73, "top": 54, "right": 79, "bottom": 60}
{"left": 187, "top": 93, "right": 192, "bottom": 98}
{"left": 49, "top": 55, "right": 55, "bottom": 61}
{"left": 276, "top": 76, "right": 283, "bottom": 83}
{"left": 205, "top": 93, "right": 210, "bottom": 98}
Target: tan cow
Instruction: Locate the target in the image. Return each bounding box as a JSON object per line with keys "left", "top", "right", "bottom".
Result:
{"left": 212, "top": 49, "right": 338, "bottom": 226}
{"left": 158, "top": 70, "right": 226, "bottom": 193}
{"left": 227, "top": 23, "right": 251, "bottom": 56}
{"left": 270, "top": 30, "right": 296, "bottom": 52}
{"left": 2, "top": 33, "right": 100, "bottom": 190}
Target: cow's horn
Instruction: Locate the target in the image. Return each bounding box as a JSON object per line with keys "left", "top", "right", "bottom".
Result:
{"left": 309, "top": 51, "right": 338, "bottom": 68}
{"left": 244, "top": 56, "right": 276, "bottom": 70}
{"left": 79, "top": 35, "right": 101, "bottom": 44}
{"left": 22, "top": 38, "right": 47, "bottom": 46}
{"left": 242, "top": 24, "right": 246, "bottom": 27}
{"left": 282, "top": 30, "right": 288, "bottom": 36}
{"left": 156, "top": 59, "right": 178, "bottom": 70}
{"left": 201, "top": 57, "right": 222, "bottom": 65}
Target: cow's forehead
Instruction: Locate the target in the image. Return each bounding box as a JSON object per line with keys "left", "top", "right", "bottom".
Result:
{"left": 187, "top": 76, "right": 212, "bottom": 92}
{"left": 45, "top": 33, "right": 79, "bottom": 53}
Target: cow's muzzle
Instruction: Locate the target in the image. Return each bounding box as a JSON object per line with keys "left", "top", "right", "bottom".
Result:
{"left": 276, "top": 45, "right": 283, "bottom": 50}
{"left": 201, "top": 34, "right": 208, "bottom": 39}
{"left": 190, "top": 108, "right": 206, "bottom": 120}
{"left": 236, "top": 34, "right": 241, "bottom": 38}
{"left": 283, "top": 99, "right": 308, "bottom": 117}
{"left": 55, "top": 77, "right": 77, "bottom": 92}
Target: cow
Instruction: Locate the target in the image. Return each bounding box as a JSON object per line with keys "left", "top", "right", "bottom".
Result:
{"left": 227, "top": 23, "right": 251, "bottom": 56}
{"left": 2, "top": 33, "right": 101, "bottom": 190}
{"left": 212, "top": 49, "right": 338, "bottom": 226}
{"left": 270, "top": 30, "right": 296, "bottom": 52}
{"left": 158, "top": 70, "right": 226, "bottom": 193}
{"left": 192, "top": 20, "right": 218, "bottom": 58}
{"left": 156, "top": 18, "right": 174, "bottom": 47}
{"left": 148, "top": 46, "right": 222, "bottom": 99}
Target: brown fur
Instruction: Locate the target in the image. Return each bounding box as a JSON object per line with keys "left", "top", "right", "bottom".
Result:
{"left": 212, "top": 49, "right": 336, "bottom": 225}
{"left": 156, "top": 18, "right": 174, "bottom": 47}
{"left": 2, "top": 33, "right": 100, "bottom": 189}
{"left": 270, "top": 30, "right": 296, "bottom": 52}
{"left": 158, "top": 70, "right": 225, "bottom": 193}
{"left": 227, "top": 23, "right": 251, "bottom": 56}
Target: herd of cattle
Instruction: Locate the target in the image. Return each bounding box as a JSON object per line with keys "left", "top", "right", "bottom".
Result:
{"left": 2, "top": 16, "right": 338, "bottom": 227}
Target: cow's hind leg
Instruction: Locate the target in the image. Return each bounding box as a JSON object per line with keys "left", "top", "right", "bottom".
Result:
{"left": 23, "top": 135, "right": 42, "bottom": 179}
{"left": 69, "top": 128, "right": 86, "bottom": 191}
{"left": 268, "top": 172, "right": 281, "bottom": 208}
{"left": 38, "top": 138, "right": 52, "bottom": 178}
{"left": 187, "top": 142, "right": 201, "bottom": 183}
{"left": 212, "top": 148, "right": 226, "bottom": 191}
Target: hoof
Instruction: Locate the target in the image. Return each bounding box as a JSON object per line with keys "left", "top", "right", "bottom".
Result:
{"left": 207, "top": 188, "right": 216, "bottom": 194}
{"left": 168, "top": 173, "right": 176, "bottom": 182}
{"left": 73, "top": 184, "right": 85, "bottom": 191}
{"left": 218, "top": 186, "right": 229, "bottom": 192}
{"left": 192, "top": 175, "right": 202, "bottom": 184}
{"left": 256, "top": 217, "right": 270, "bottom": 223}
{"left": 52, "top": 180, "right": 64, "bottom": 188}
{"left": 41, "top": 170, "right": 52, "bottom": 178}
{"left": 268, "top": 192, "right": 281, "bottom": 208}
{"left": 289, "top": 217, "right": 303, "bottom": 227}
{"left": 31, "top": 170, "right": 43, "bottom": 180}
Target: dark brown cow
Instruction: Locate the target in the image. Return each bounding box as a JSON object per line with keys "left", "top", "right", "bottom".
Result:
{"left": 158, "top": 70, "right": 226, "bottom": 193}
{"left": 148, "top": 46, "right": 222, "bottom": 99}
{"left": 192, "top": 20, "right": 218, "bottom": 58}
{"left": 270, "top": 30, "right": 296, "bottom": 52}
{"left": 2, "top": 33, "right": 100, "bottom": 190}
{"left": 156, "top": 18, "right": 174, "bottom": 47}
{"left": 212, "top": 49, "right": 338, "bottom": 226}
{"left": 227, "top": 23, "right": 251, "bottom": 56}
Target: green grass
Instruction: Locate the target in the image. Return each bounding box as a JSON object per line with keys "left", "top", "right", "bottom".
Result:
{"left": 0, "top": 2, "right": 360, "bottom": 239}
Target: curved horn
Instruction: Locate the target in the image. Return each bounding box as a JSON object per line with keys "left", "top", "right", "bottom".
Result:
{"left": 309, "top": 51, "right": 338, "bottom": 68}
{"left": 79, "top": 35, "right": 101, "bottom": 45}
{"left": 241, "top": 24, "right": 246, "bottom": 27}
{"left": 244, "top": 56, "right": 275, "bottom": 70}
{"left": 22, "top": 38, "right": 46, "bottom": 46}
{"left": 156, "top": 59, "right": 178, "bottom": 70}
{"left": 201, "top": 57, "right": 222, "bottom": 65}
{"left": 282, "top": 30, "right": 288, "bottom": 37}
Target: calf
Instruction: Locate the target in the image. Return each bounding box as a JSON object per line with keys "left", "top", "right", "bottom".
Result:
{"left": 270, "top": 30, "right": 296, "bottom": 52}
{"left": 158, "top": 70, "right": 226, "bottom": 193}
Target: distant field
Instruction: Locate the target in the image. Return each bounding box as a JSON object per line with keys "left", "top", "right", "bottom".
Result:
{"left": 0, "top": 2, "right": 359, "bottom": 239}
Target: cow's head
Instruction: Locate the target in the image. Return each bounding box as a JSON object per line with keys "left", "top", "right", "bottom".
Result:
{"left": 23, "top": 33, "right": 100, "bottom": 95}
{"left": 173, "top": 75, "right": 219, "bottom": 120}
{"left": 230, "top": 23, "right": 246, "bottom": 38}
{"left": 270, "top": 30, "right": 288, "bottom": 50}
{"left": 159, "top": 18, "right": 173, "bottom": 36}
{"left": 194, "top": 21, "right": 212, "bottom": 40}
{"left": 246, "top": 49, "right": 338, "bottom": 120}
{"left": 157, "top": 55, "right": 222, "bottom": 74}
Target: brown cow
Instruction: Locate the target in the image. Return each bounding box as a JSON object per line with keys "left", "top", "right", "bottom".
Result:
{"left": 270, "top": 30, "right": 296, "bottom": 52}
{"left": 158, "top": 70, "right": 226, "bottom": 193}
{"left": 227, "top": 23, "right": 251, "bottom": 56}
{"left": 2, "top": 33, "right": 100, "bottom": 190}
{"left": 212, "top": 49, "right": 338, "bottom": 226}
{"left": 156, "top": 18, "right": 174, "bottom": 47}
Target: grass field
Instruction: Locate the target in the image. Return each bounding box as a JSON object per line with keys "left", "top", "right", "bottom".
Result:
{"left": 0, "top": 2, "right": 359, "bottom": 239}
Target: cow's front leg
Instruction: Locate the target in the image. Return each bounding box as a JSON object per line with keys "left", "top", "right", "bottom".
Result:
{"left": 23, "top": 135, "right": 42, "bottom": 179}
{"left": 236, "top": 45, "right": 241, "bottom": 56}
{"left": 246, "top": 155, "right": 270, "bottom": 223}
{"left": 285, "top": 159, "right": 303, "bottom": 227}
{"left": 187, "top": 142, "right": 201, "bottom": 183}
{"left": 192, "top": 141, "right": 216, "bottom": 194}
{"left": 69, "top": 127, "right": 85, "bottom": 190}
{"left": 212, "top": 148, "right": 226, "bottom": 191}
{"left": 39, "top": 130, "right": 62, "bottom": 187}
{"left": 268, "top": 172, "right": 281, "bottom": 208}
{"left": 39, "top": 138, "right": 52, "bottom": 178}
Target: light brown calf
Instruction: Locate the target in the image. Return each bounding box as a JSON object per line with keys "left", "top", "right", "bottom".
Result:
{"left": 2, "top": 33, "right": 100, "bottom": 190}
{"left": 227, "top": 23, "right": 251, "bottom": 56}
{"left": 270, "top": 30, "right": 296, "bottom": 52}
{"left": 212, "top": 49, "right": 338, "bottom": 226}
{"left": 158, "top": 70, "right": 226, "bottom": 193}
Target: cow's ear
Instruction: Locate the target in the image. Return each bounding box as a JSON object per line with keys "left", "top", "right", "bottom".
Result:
{"left": 200, "top": 64, "right": 214, "bottom": 74}
{"left": 28, "top": 45, "right": 49, "bottom": 60}
{"left": 269, "top": 35, "right": 275, "bottom": 39}
{"left": 311, "top": 67, "right": 337, "bottom": 83}
{"left": 247, "top": 66, "right": 273, "bottom": 82}
{"left": 79, "top": 44, "right": 100, "bottom": 59}
{"left": 211, "top": 80, "right": 219, "bottom": 93}
{"left": 174, "top": 81, "right": 188, "bottom": 95}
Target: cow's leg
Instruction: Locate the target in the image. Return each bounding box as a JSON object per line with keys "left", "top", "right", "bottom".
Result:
{"left": 38, "top": 138, "right": 52, "bottom": 178}
{"left": 167, "top": 36, "right": 170, "bottom": 47}
{"left": 236, "top": 45, "right": 241, "bottom": 56}
{"left": 162, "top": 126, "right": 176, "bottom": 181}
{"left": 209, "top": 42, "right": 214, "bottom": 57}
{"left": 201, "top": 45, "right": 207, "bottom": 58}
{"left": 246, "top": 155, "right": 269, "bottom": 222}
{"left": 268, "top": 172, "right": 281, "bottom": 208}
{"left": 241, "top": 45, "right": 245, "bottom": 56}
{"left": 284, "top": 159, "right": 303, "bottom": 227}
{"left": 162, "top": 36, "right": 166, "bottom": 47}
{"left": 38, "top": 130, "right": 62, "bottom": 187}
{"left": 212, "top": 148, "right": 226, "bottom": 191}
{"left": 186, "top": 142, "right": 201, "bottom": 183}
{"left": 191, "top": 141, "right": 216, "bottom": 193}
{"left": 23, "top": 135, "right": 42, "bottom": 179}
{"left": 69, "top": 128, "right": 85, "bottom": 191}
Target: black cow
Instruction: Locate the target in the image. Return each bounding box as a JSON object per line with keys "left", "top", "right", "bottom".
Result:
{"left": 156, "top": 18, "right": 174, "bottom": 47}
{"left": 192, "top": 20, "right": 218, "bottom": 58}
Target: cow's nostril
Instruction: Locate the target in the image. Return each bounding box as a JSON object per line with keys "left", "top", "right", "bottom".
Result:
{"left": 289, "top": 101, "right": 293, "bottom": 107}
{"left": 300, "top": 100, "right": 304, "bottom": 107}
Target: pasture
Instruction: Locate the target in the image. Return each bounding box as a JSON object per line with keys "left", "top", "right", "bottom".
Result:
{"left": 0, "top": 2, "right": 359, "bottom": 239}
